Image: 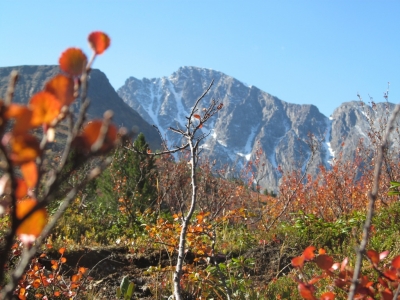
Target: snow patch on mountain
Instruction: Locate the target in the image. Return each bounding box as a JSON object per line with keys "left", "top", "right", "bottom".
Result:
{"left": 324, "top": 118, "right": 335, "bottom": 165}
{"left": 236, "top": 125, "right": 258, "bottom": 161}
{"left": 269, "top": 121, "right": 291, "bottom": 169}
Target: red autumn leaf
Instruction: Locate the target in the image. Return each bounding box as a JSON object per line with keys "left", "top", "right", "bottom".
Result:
{"left": 366, "top": 250, "right": 380, "bottom": 265}
{"left": 193, "top": 114, "right": 201, "bottom": 120}
{"left": 75, "top": 120, "right": 118, "bottom": 153}
{"left": 320, "top": 291, "right": 335, "bottom": 300}
{"left": 380, "top": 288, "right": 394, "bottom": 300}
{"left": 59, "top": 48, "right": 87, "bottom": 76}
{"left": 54, "top": 291, "right": 61, "bottom": 297}
{"left": 303, "top": 246, "right": 316, "bottom": 261}
{"left": 378, "top": 277, "right": 389, "bottom": 289}
{"left": 59, "top": 247, "right": 66, "bottom": 255}
{"left": 45, "top": 74, "right": 75, "bottom": 106}
{"left": 383, "top": 268, "right": 397, "bottom": 281}
{"left": 318, "top": 248, "right": 326, "bottom": 255}
{"left": 292, "top": 255, "right": 305, "bottom": 268}
{"left": 29, "top": 91, "right": 62, "bottom": 126}
{"left": 391, "top": 255, "right": 400, "bottom": 269}
{"left": 298, "top": 283, "right": 316, "bottom": 300}
{"left": 15, "top": 178, "right": 28, "bottom": 199}
{"left": 21, "top": 161, "right": 38, "bottom": 188}
{"left": 88, "top": 31, "right": 110, "bottom": 55}
{"left": 16, "top": 199, "right": 47, "bottom": 238}
{"left": 308, "top": 275, "right": 324, "bottom": 285}
{"left": 10, "top": 134, "right": 41, "bottom": 165}
{"left": 315, "top": 254, "right": 334, "bottom": 270}
{"left": 334, "top": 278, "right": 347, "bottom": 289}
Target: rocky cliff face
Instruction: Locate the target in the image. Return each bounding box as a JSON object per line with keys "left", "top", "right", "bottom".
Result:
{"left": 330, "top": 101, "right": 399, "bottom": 161}
{"left": 118, "top": 67, "right": 338, "bottom": 191}
{"left": 0, "top": 65, "right": 162, "bottom": 150}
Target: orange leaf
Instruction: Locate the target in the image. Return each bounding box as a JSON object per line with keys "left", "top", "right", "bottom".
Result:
{"left": 303, "top": 246, "right": 316, "bottom": 261}
{"left": 392, "top": 255, "right": 400, "bottom": 269}
{"left": 29, "top": 91, "right": 62, "bottom": 126}
{"left": 45, "top": 74, "right": 75, "bottom": 106}
{"left": 16, "top": 199, "right": 47, "bottom": 238}
{"left": 10, "top": 134, "right": 41, "bottom": 165}
{"left": 75, "top": 120, "right": 118, "bottom": 153}
{"left": 292, "top": 255, "right": 305, "bottom": 268}
{"left": 318, "top": 248, "right": 326, "bottom": 255}
{"left": 32, "top": 278, "right": 41, "bottom": 288}
{"left": 88, "top": 31, "right": 110, "bottom": 55}
{"left": 58, "top": 247, "right": 66, "bottom": 255}
{"left": 59, "top": 48, "right": 87, "bottom": 76}
{"left": 15, "top": 178, "right": 28, "bottom": 199}
{"left": 21, "top": 161, "right": 38, "bottom": 188}
{"left": 320, "top": 291, "right": 335, "bottom": 300}
{"left": 54, "top": 291, "right": 61, "bottom": 297}
{"left": 315, "top": 254, "right": 334, "bottom": 270}
{"left": 196, "top": 214, "right": 204, "bottom": 223}
{"left": 5, "top": 104, "right": 33, "bottom": 134}
{"left": 70, "top": 283, "right": 80, "bottom": 289}
{"left": 60, "top": 257, "right": 67, "bottom": 263}
{"left": 19, "top": 287, "right": 26, "bottom": 299}
{"left": 366, "top": 250, "right": 379, "bottom": 265}
{"left": 298, "top": 283, "right": 316, "bottom": 300}
{"left": 193, "top": 114, "right": 201, "bottom": 120}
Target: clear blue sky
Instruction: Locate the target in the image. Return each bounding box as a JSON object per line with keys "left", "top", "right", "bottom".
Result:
{"left": 1, "top": 0, "right": 399, "bottom": 117}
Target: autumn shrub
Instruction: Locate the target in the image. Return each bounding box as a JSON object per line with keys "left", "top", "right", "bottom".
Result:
{"left": 0, "top": 31, "right": 125, "bottom": 300}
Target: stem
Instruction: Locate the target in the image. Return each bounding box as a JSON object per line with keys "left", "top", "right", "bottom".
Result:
{"left": 173, "top": 140, "right": 197, "bottom": 300}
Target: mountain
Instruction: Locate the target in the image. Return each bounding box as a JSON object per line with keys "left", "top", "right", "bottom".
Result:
{"left": 117, "top": 66, "right": 397, "bottom": 192}
{"left": 0, "top": 65, "right": 162, "bottom": 150}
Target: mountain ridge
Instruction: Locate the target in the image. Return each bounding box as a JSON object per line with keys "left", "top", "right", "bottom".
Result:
{"left": 0, "top": 65, "right": 163, "bottom": 150}
{"left": 118, "top": 66, "right": 397, "bottom": 191}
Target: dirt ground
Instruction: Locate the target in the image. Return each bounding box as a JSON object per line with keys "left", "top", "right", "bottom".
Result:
{"left": 41, "top": 241, "right": 296, "bottom": 299}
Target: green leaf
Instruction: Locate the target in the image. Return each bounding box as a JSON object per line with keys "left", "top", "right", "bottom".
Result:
{"left": 388, "top": 190, "right": 400, "bottom": 196}
{"left": 125, "top": 282, "right": 135, "bottom": 299}
{"left": 120, "top": 275, "right": 130, "bottom": 296}
{"left": 390, "top": 181, "right": 400, "bottom": 187}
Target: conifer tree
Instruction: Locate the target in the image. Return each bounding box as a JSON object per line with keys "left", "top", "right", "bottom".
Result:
{"left": 93, "top": 133, "right": 157, "bottom": 224}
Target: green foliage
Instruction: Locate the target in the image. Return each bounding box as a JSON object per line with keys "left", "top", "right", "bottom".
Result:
{"left": 280, "top": 211, "right": 365, "bottom": 252}
{"left": 369, "top": 200, "right": 400, "bottom": 253}
{"left": 117, "top": 276, "right": 135, "bottom": 299}
{"left": 388, "top": 180, "right": 400, "bottom": 196}
{"left": 96, "top": 133, "right": 157, "bottom": 221}
{"left": 263, "top": 275, "right": 300, "bottom": 299}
